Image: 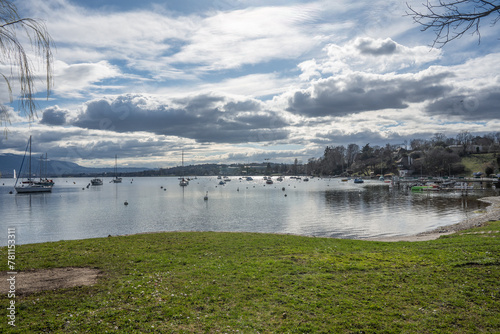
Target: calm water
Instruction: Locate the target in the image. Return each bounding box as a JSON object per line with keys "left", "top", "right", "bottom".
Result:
{"left": 0, "top": 176, "right": 497, "bottom": 246}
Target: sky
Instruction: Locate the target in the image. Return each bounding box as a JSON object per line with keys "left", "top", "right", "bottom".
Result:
{"left": 1, "top": 0, "right": 499, "bottom": 168}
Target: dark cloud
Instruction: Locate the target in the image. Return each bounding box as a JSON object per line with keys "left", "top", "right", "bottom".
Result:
{"left": 223, "top": 100, "right": 261, "bottom": 112}
{"left": 40, "top": 106, "right": 68, "bottom": 126}
{"left": 425, "top": 88, "right": 500, "bottom": 120}
{"left": 71, "top": 93, "right": 290, "bottom": 143}
{"left": 355, "top": 38, "right": 397, "bottom": 56}
{"left": 314, "top": 130, "right": 410, "bottom": 147}
{"left": 286, "top": 72, "right": 453, "bottom": 117}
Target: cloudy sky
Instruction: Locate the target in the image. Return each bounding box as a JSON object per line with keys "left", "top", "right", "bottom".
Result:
{"left": 1, "top": 0, "right": 499, "bottom": 168}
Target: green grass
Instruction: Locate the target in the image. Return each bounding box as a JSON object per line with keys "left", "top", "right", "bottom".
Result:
{"left": 2, "top": 223, "right": 500, "bottom": 333}
{"left": 461, "top": 153, "right": 498, "bottom": 176}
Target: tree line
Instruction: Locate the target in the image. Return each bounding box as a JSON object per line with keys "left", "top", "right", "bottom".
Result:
{"left": 303, "top": 131, "right": 500, "bottom": 177}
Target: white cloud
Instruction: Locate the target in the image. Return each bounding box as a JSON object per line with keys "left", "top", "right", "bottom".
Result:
{"left": 53, "top": 60, "right": 122, "bottom": 98}
{"left": 165, "top": 4, "right": 324, "bottom": 71}
{"left": 319, "top": 37, "right": 442, "bottom": 75}
{"left": 5, "top": 0, "right": 499, "bottom": 167}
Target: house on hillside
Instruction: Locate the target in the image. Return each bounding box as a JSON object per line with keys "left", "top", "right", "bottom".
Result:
{"left": 395, "top": 155, "right": 414, "bottom": 177}
{"left": 393, "top": 147, "right": 416, "bottom": 177}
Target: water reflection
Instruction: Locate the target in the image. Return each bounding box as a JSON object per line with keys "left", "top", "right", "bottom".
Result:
{"left": 0, "top": 177, "right": 497, "bottom": 245}
{"left": 321, "top": 184, "right": 494, "bottom": 239}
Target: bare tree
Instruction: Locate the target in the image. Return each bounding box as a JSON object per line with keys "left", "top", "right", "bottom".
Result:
{"left": 345, "top": 143, "right": 360, "bottom": 168}
{"left": 456, "top": 130, "right": 473, "bottom": 154}
{"left": 406, "top": 0, "right": 500, "bottom": 47}
{"left": 0, "top": 0, "right": 53, "bottom": 129}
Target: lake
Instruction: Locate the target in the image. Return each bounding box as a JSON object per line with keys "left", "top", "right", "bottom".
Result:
{"left": 0, "top": 176, "right": 497, "bottom": 246}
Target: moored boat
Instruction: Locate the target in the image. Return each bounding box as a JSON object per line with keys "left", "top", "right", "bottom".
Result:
{"left": 15, "top": 183, "right": 52, "bottom": 193}
{"left": 179, "top": 150, "right": 189, "bottom": 187}
{"left": 111, "top": 155, "right": 122, "bottom": 183}
{"left": 91, "top": 178, "right": 103, "bottom": 186}
{"left": 14, "top": 136, "right": 53, "bottom": 194}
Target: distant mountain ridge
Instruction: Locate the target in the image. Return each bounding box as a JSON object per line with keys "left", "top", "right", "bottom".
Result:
{"left": 0, "top": 153, "right": 151, "bottom": 178}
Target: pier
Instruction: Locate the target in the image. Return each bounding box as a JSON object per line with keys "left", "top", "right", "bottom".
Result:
{"left": 391, "top": 176, "right": 500, "bottom": 193}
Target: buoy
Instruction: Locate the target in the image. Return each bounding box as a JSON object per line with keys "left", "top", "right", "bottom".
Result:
{"left": 124, "top": 201, "right": 128, "bottom": 205}
{"left": 204, "top": 191, "right": 208, "bottom": 201}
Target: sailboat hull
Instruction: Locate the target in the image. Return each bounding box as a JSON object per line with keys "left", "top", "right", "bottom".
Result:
{"left": 15, "top": 185, "right": 52, "bottom": 193}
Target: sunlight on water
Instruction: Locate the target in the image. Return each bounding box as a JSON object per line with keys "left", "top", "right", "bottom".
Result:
{"left": 0, "top": 176, "right": 496, "bottom": 245}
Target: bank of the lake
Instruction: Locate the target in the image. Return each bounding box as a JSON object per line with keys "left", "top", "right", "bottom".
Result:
{"left": 1, "top": 220, "right": 499, "bottom": 333}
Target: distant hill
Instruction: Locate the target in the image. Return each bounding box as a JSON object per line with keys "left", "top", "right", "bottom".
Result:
{"left": 0, "top": 153, "right": 151, "bottom": 178}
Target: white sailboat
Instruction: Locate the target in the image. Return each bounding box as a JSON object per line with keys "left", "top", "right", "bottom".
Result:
{"left": 111, "top": 154, "right": 122, "bottom": 183}
{"left": 35, "top": 153, "right": 55, "bottom": 186}
{"left": 14, "top": 136, "right": 53, "bottom": 193}
{"left": 179, "top": 150, "right": 188, "bottom": 187}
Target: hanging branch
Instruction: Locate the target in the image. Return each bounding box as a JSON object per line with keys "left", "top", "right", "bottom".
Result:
{"left": 0, "top": 0, "right": 54, "bottom": 126}
{"left": 406, "top": 0, "right": 500, "bottom": 47}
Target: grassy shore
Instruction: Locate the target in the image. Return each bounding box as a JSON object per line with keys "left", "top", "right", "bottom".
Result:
{"left": 2, "top": 222, "right": 500, "bottom": 333}
{"left": 461, "top": 153, "right": 498, "bottom": 176}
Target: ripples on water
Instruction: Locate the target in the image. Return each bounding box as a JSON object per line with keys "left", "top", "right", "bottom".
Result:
{"left": 0, "top": 177, "right": 496, "bottom": 245}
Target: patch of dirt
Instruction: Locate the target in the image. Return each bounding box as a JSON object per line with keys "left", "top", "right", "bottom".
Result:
{"left": 1, "top": 267, "right": 101, "bottom": 296}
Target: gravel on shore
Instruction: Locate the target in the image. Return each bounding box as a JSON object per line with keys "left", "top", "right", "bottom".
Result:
{"left": 366, "top": 196, "right": 500, "bottom": 242}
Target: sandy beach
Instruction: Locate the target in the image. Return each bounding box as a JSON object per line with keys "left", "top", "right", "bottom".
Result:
{"left": 367, "top": 196, "right": 500, "bottom": 242}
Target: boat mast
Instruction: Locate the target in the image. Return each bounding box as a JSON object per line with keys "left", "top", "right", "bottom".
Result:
{"left": 14, "top": 137, "right": 30, "bottom": 188}
{"left": 28, "top": 135, "right": 32, "bottom": 182}
{"left": 39, "top": 154, "right": 43, "bottom": 181}
{"left": 44, "top": 153, "right": 48, "bottom": 179}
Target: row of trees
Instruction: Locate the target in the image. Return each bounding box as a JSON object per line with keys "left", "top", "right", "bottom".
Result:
{"left": 303, "top": 131, "right": 500, "bottom": 177}
{"left": 118, "top": 130, "right": 500, "bottom": 177}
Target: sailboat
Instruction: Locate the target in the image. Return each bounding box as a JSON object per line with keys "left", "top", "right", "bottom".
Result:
{"left": 111, "top": 154, "right": 122, "bottom": 183}
{"left": 34, "top": 153, "right": 55, "bottom": 186}
{"left": 179, "top": 150, "right": 188, "bottom": 187}
{"left": 14, "top": 136, "right": 53, "bottom": 193}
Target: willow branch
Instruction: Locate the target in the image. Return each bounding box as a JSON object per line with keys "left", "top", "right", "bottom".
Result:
{"left": 0, "top": 0, "right": 54, "bottom": 126}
